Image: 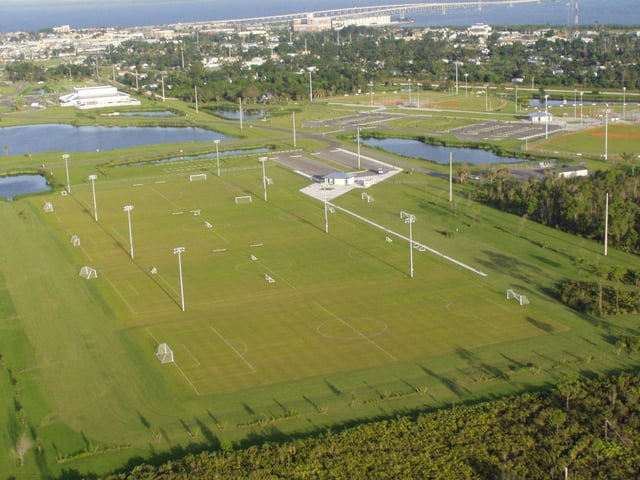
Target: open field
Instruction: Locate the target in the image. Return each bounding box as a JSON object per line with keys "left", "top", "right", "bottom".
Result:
{"left": 0, "top": 95, "right": 639, "bottom": 477}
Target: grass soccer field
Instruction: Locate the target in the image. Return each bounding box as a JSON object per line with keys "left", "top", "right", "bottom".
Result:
{"left": 1, "top": 149, "right": 639, "bottom": 477}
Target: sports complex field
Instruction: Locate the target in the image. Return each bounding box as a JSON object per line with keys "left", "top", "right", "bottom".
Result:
{"left": 1, "top": 100, "right": 640, "bottom": 477}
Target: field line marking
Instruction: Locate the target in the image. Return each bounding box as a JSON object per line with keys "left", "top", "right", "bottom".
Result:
{"left": 172, "top": 362, "right": 203, "bottom": 396}
{"left": 145, "top": 327, "right": 160, "bottom": 343}
{"left": 145, "top": 327, "right": 202, "bottom": 395}
{"left": 209, "top": 326, "right": 257, "bottom": 373}
{"left": 101, "top": 271, "right": 138, "bottom": 314}
{"left": 328, "top": 202, "right": 487, "bottom": 277}
{"left": 181, "top": 344, "right": 201, "bottom": 366}
{"left": 314, "top": 302, "right": 398, "bottom": 362}
{"left": 151, "top": 185, "right": 182, "bottom": 209}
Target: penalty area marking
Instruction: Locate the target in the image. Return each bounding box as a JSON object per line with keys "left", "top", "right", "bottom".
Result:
{"left": 209, "top": 326, "right": 256, "bottom": 373}
{"left": 144, "top": 327, "right": 203, "bottom": 396}
{"left": 315, "top": 302, "right": 397, "bottom": 362}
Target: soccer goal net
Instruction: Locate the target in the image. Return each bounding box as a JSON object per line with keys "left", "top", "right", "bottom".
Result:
{"left": 506, "top": 289, "right": 530, "bottom": 306}
{"left": 156, "top": 343, "right": 174, "bottom": 364}
{"left": 235, "top": 195, "right": 252, "bottom": 204}
{"left": 79, "top": 266, "right": 97, "bottom": 279}
{"left": 189, "top": 173, "right": 207, "bottom": 182}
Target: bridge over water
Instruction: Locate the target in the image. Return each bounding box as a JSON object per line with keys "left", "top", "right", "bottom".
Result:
{"left": 184, "top": 0, "right": 554, "bottom": 27}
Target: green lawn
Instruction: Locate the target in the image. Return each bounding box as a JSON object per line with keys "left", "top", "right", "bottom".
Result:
{"left": 0, "top": 103, "right": 639, "bottom": 477}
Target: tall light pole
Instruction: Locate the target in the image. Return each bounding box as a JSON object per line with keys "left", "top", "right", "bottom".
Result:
{"left": 404, "top": 213, "right": 416, "bottom": 279}
{"left": 604, "top": 104, "right": 609, "bottom": 161}
{"left": 292, "top": 111, "right": 297, "bottom": 148}
{"left": 623, "top": 86, "right": 626, "bottom": 118}
{"left": 368, "top": 81, "right": 374, "bottom": 107}
{"left": 309, "top": 71, "right": 313, "bottom": 102}
{"left": 357, "top": 127, "right": 361, "bottom": 169}
{"left": 454, "top": 61, "right": 459, "bottom": 95}
{"left": 464, "top": 73, "right": 469, "bottom": 97}
{"left": 88, "top": 174, "right": 98, "bottom": 222}
{"left": 323, "top": 179, "right": 329, "bottom": 234}
{"left": 449, "top": 152, "right": 453, "bottom": 203}
{"left": 485, "top": 84, "right": 489, "bottom": 112}
{"left": 259, "top": 156, "right": 268, "bottom": 202}
{"left": 580, "top": 91, "right": 584, "bottom": 126}
{"left": 545, "top": 94, "right": 549, "bottom": 140}
{"left": 515, "top": 83, "right": 518, "bottom": 114}
{"left": 416, "top": 82, "right": 421, "bottom": 108}
{"left": 173, "top": 247, "right": 186, "bottom": 312}
{"left": 161, "top": 75, "right": 165, "bottom": 102}
{"left": 214, "top": 139, "right": 221, "bottom": 177}
{"left": 124, "top": 205, "right": 134, "bottom": 259}
{"left": 604, "top": 192, "right": 609, "bottom": 256}
{"left": 573, "top": 88, "right": 577, "bottom": 118}
{"left": 239, "top": 97, "right": 243, "bottom": 130}
{"left": 62, "top": 153, "right": 71, "bottom": 193}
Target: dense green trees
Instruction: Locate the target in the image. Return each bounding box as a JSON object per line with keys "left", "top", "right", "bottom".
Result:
{"left": 106, "top": 373, "right": 640, "bottom": 479}
{"left": 477, "top": 168, "right": 640, "bottom": 254}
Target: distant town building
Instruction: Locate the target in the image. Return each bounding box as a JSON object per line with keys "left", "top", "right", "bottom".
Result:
{"left": 59, "top": 86, "right": 141, "bottom": 109}
{"left": 293, "top": 14, "right": 332, "bottom": 32}
{"left": 52, "top": 25, "right": 71, "bottom": 34}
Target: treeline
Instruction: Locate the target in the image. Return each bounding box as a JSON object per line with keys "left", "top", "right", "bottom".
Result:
{"left": 476, "top": 168, "right": 640, "bottom": 254}
{"left": 555, "top": 266, "right": 640, "bottom": 317}
{"left": 105, "top": 372, "right": 640, "bottom": 479}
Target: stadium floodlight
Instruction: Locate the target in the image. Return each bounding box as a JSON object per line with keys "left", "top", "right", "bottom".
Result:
{"left": 124, "top": 205, "right": 134, "bottom": 259}
{"left": 604, "top": 104, "right": 609, "bottom": 161}
{"left": 88, "top": 174, "right": 98, "bottom": 222}
{"left": 454, "top": 60, "right": 459, "bottom": 95}
{"left": 403, "top": 213, "right": 416, "bottom": 278}
{"left": 357, "top": 127, "right": 361, "bottom": 169}
{"left": 292, "top": 111, "right": 297, "bottom": 148}
{"left": 579, "top": 91, "right": 584, "bottom": 126}
{"left": 62, "top": 154, "right": 71, "bottom": 193}
{"left": 485, "top": 84, "right": 489, "bottom": 112}
{"left": 544, "top": 94, "right": 549, "bottom": 140}
{"left": 323, "top": 178, "right": 329, "bottom": 234}
{"left": 623, "top": 86, "right": 626, "bottom": 118}
{"left": 464, "top": 73, "right": 468, "bottom": 97}
{"left": 604, "top": 192, "right": 609, "bottom": 256}
{"left": 259, "top": 156, "right": 268, "bottom": 202}
{"left": 173, "top": 247, "right": 186, "bottom": 312}
{"left": 214, "top": 139, "right": 221, "bottom": 177}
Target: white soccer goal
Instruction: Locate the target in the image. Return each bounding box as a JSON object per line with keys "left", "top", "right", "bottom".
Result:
{"left": 156, "top": 343, "right": 174, "bottom": 364}
{"left": 264, "top": 274, "right": 276, "bottom": 283}
{"left": 70, "top": 235, "right": 81, "bottom": 247}
{"left": 79, "top": 266, "right": 97, "bottom": 280}
{"left": 361, "top": 192, "right": 374, "bottom": 203}
{"left": 43, "top": 202, "right": 54, "bottom": 213}
{"left": 506, "top": 289, "right": 530, "bottom": 306}
{"left": 189, "top": 173, "right": 207, "bottom": 182}
{"left": 235, "top": 195, "right": 252, "bottom": 204}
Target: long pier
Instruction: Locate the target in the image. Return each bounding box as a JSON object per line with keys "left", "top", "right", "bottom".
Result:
{"left": 182, "top": 0, "right": 554, "bottom": 27}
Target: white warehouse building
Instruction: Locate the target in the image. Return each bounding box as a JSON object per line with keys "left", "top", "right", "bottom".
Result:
{"left": 59, "top": 86, "right": 141, "bottom": 109}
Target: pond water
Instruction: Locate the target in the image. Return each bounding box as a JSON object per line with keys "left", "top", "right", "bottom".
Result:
{"left": 0, "top": 175, "right": 51, "bottom": 201}
{"left": 0, "top": 124, "right": 232, "bottom": 155}
{"left": 362, "top": 138, "right": 523, "bottom": 165}
{"left": 122, "top": 147, "right": 271, "bottom": 166}
{"left": 213, "top": 109, "right": 265, "bottom": 120}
